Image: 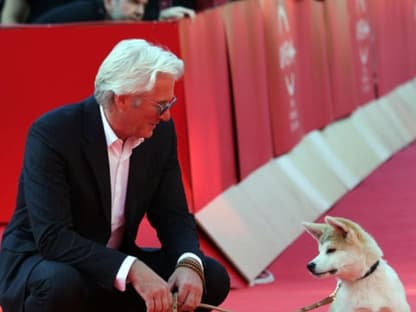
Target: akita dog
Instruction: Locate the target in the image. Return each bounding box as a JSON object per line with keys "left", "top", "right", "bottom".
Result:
{"left": 303, "top": 216, "right": 410, "bottom": 312}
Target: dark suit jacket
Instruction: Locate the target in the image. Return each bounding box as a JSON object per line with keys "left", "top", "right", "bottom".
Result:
{"left": 0, "top": 96, "right": 202, "bottom": 312}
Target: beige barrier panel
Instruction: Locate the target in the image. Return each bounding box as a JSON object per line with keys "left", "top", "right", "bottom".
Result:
{"left": 350, "top": 104, "right": 393, "bottom": 161}
{"left": 377, "top": 95, "right": 414, "bottom": 146}
{"left": 282, "top": 134, "right": 349, "bottom": 209}
{"left": 320, "top": 117, "right": 383, "bottom": 181}
{"left": 304, "top": 131, "right": 362, "bottom": 190}
{"left": 361, "top": 99, "right": 408, "bottom": 153}
{"left": 272, "top": 154, "right": 330, "bottom": 212}
{"left": 388, "top": 89, "right": 416, "bottom": 140}
{"left": 395, "top": 82, "right": 416, "bottom": 123}
{"left": 238, "top": 160, "right": 321, "bottom": 250}
{"left": 196, "top": 185, "right": 282, "bottom": 283}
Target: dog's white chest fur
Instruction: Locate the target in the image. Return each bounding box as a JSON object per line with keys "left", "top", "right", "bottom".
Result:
{"left": 330, "top": 261, "right": 410, "bottom": 312}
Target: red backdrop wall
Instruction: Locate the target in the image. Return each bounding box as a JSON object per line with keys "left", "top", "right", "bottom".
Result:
{"left": 1, "top": 0, "right": 415, "bottom": 223}
{"left": 0, "top": 22, "right": 187, "bottom": 221}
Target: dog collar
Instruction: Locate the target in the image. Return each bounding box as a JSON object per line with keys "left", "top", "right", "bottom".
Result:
{"left": 359, "top": 260, "right": 380, "bottom": 280}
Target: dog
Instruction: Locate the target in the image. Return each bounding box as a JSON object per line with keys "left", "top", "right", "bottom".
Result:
{"left": 303, "top": 216, "right": 410, "bottom": 312}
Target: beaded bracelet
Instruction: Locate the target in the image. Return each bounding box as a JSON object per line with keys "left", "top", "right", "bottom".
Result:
{"left": 176, "top": 257, "right": 206, "bottom": 288}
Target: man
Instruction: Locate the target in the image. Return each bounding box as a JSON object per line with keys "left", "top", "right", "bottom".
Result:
{"left": 0, "top": 39, "right": 230, "bottom": 312}
{"left": 31, "top": 0, "right": 195, "bottom": 24}
{"left": 1, "top": 0, "right": 195, "bottom": 24}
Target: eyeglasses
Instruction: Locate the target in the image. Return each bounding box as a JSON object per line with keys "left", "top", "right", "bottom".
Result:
{"left": 158, "top": 96, "right": 177, "bottom": 115}
{"left": 132, "top": 95, "right": 177, "bottom": 115}
{"left": 149, "top": 96, "right": 177, "bottom": 115}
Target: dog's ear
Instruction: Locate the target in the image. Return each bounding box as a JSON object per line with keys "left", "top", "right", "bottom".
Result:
{"left": 325, "top": 216, "right": 348, "bottom": 234}
{"left": 325, "top": 216, "right": 357, "bottom": 241}
{"left": 303, "top": 222, "right": 326, "bottom": 241}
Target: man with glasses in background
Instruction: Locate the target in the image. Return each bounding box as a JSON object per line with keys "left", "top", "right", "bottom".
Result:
{"left": 0, "top": 38, "right": 230, "bottom": 312}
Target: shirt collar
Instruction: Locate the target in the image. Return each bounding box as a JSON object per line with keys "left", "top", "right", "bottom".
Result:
{"left": 99, "top": 105, "right": 144, "bottom": 149}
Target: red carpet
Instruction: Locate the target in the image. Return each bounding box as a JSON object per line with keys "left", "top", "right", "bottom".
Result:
{"left": 221, "top": 141, "right": 416, "bottom": 311}
{"left": 1, "top": 142, "right": 415, "bottom": 312}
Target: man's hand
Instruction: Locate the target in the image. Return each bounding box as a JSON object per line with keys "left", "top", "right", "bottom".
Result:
{"left": 168, "top": 266, "right": 204, "bottom": 311}
{"left": 159, "top": 6, "right": 196, "bottom": 21}
{"left": 128, "top": 259, "right": 173, "bottom": 312}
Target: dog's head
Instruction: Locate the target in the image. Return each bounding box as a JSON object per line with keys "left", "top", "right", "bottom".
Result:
{"left": 302, "top": 216, "right": 383, "bottom": 281}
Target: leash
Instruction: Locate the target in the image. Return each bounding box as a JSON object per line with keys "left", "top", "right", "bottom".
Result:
{"left": 293, "top": 260, "right": 379, "bottom": 312}
{"left": 292, "top": 283, "right": 340, "bottom": 312}
{"left": 172, "top": 285, "right": 338, "bottom": 312}
{"left": 172, "top": 287, "right": 336, "bottom": 312}
{"left": 170, "top": 260, "right": 378, "bottom": 311}
{"left": 172, "top": 283, "right": 341, "bottom": 312}
{"left": 172, "top": 292, "right": 235, "bottom": 312}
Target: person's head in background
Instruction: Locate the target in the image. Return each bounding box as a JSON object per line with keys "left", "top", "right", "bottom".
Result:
{"left": 104, "top": 0, "right": 148, "bottom": 21}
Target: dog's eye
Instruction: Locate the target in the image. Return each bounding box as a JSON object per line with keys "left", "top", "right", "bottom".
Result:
{"left": 326, "top": 248, "right": 336, "bottom": 254}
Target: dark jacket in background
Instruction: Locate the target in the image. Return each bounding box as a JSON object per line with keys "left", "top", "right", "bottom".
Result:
{"left": 33, "top": 0, "right": 106, "bottom": 23}
{"left": 27, "top": 0, "right": 91, "bottom": 22}
{"left": 143, "top": 0, "right": 195, "bottom": 21}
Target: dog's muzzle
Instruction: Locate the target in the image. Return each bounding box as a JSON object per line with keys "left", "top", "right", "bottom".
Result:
{"left": 307, "top": 262, "right": 337, "bottom": 276}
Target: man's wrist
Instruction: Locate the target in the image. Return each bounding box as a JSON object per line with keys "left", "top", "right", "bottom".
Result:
{"left": 176, "top": 257, "right": 206, "bottom": 288}
{"left": 114, "top": 256, "right": 137, "bottom": 291}
{"left": 177, "top": 252, "right": 203, "bottom": 271}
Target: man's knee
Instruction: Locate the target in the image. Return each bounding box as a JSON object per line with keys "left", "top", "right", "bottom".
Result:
{"left": 203, "top": 257, "right": 230, "bottom": 306}
{"left": 25, "top": 261, "right": 87, "bottom": 311}
{"left": 46, "top": 262, "right": 86, "bottom": 304}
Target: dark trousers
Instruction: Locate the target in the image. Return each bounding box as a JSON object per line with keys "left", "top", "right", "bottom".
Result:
{"left": 23, "top": 250, "right": 230, "bottom": 312}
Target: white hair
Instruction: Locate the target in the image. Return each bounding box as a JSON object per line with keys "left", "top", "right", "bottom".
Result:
{"left": 94, "top": 39, "right": 184, "bottom": 108}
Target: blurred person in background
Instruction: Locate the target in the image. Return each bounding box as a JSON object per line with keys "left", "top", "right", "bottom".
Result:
{"left": 32, "top": 0, "right": 151, "bottom": 23}
{"left": 1, "top": 0, "right": 195, "bottom": 24}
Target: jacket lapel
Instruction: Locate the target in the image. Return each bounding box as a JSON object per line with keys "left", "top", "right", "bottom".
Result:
{"left": 124, "top": 141, "right": 150, "bottom": 236}
{"left": 82, "top": 97, "right": 112, "bottom": 227}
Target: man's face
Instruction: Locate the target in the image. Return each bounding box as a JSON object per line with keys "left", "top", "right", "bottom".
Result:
{"left": 109, "top": 74, "right": 176, "bottom": 140}
{"left": 105, "top": 0, "right": 148, "bottom": 21}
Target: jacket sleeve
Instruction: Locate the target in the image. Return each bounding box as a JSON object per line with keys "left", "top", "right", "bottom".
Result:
{"left": 146, "top": 121, "right": 203, "bottom": 265}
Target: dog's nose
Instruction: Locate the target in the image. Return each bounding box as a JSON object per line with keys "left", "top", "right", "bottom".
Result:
{"left": 307, "top": 262, "right": 316, "bottom": 272}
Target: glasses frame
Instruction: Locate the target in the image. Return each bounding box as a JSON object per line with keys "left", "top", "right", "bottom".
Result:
{"left": 132, "top": 95, "right": 177, "bottom": 115}
{"left": 153, "top": 96, "right": 177, "bottom": 115}
{"left": 159, "top": 96, "right": 177, "bottom": 115}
